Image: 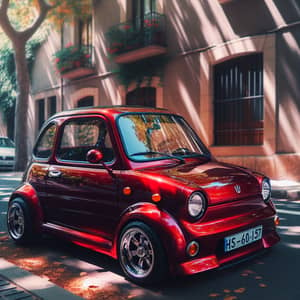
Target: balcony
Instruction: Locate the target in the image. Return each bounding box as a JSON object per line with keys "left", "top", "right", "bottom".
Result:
{"left": 54, "top": 44, "right": 95, "bottom": 80}
{"left": 106, "top": 12, "right": 167, "bottom": 64}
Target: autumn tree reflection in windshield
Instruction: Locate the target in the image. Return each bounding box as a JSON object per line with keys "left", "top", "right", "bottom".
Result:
{"left": 118, "top": 114, "right": 206, "bottom": 161}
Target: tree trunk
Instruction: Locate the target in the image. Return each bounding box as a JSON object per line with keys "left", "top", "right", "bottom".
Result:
{"left": 13, "top": 41, "right": 30, "bottom": 171}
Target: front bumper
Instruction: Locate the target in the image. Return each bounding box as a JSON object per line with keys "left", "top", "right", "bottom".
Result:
{"left": 174, "top": 198, "right": 280, "bottom": 275}
{"left": 177, "top": 228, "right": 279, "bottom": 275}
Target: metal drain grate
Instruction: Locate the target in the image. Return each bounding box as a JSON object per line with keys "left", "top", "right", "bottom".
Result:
{"left": 0, "top": 275, "right": 41, "bottom": 300}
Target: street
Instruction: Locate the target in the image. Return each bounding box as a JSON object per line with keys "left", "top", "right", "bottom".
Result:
{"left": 0, "top": 172, "right": 299, "bottom": 300}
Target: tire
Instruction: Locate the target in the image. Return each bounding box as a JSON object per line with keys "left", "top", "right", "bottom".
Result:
{"left": 118, "top": 221, "right": 168, "bottom": 285}
{"left": 7, "top": 198, "right": 37, "bottom": 244}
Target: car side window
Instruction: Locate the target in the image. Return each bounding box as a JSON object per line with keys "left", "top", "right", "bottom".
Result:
{"left": 56, "top": 117, "right": 114, "bottom": 163}
{"left": 34, "top": 123, "right": 57, "bottom": 159}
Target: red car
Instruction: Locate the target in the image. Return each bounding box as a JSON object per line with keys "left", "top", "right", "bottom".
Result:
{"left": 7, "top": 106, "right": 280, "bottom": 284}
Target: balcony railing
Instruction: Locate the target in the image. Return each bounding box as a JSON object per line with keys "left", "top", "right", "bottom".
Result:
{"left": 54, "top": 44, "right": 95, "bottom": 80}
{"left": 106, "top": 12, "right": 167, "bottom": 63}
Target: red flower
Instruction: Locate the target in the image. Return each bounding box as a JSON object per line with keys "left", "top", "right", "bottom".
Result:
{"left": 65, "top": 42, "right": 73, "bottom": 48}
{"left": 85, "top": 54, "right": 91, "bottom": 58}
{"left": 123, "top": 24, "right": 131, "bottom": 30}
{"left": 55, "top": 58, "right": 60, "bottom": 63}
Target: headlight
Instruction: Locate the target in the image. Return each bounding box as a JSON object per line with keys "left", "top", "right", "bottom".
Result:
{"left": 262, "top": 178, "right": 271, "bottom": 202}
{"left": 188, "top": 192, "right": 206, "bottom": 218}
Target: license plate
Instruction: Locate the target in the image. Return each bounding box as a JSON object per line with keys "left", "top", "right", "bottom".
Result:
{"left": 224, "top": 225, "right": 263, "bottom": 252}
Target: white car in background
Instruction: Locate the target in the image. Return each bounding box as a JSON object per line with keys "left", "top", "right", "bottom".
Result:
{"left": 0, "top": 137, "right": 15, "bottom": 170}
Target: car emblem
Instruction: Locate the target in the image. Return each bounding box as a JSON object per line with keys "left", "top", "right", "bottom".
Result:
{"left": 234, "top": 185, "right": 241, "bottom": 194}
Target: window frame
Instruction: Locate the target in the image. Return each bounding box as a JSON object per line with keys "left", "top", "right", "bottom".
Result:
{"left": 54, "top": 115, "right": 116, "bottom": 167}
{"left": 33, "top": 122, "right": 58, "bottom": 162}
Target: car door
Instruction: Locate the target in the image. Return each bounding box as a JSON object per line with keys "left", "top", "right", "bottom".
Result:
{"left": 43, "top": 116, "right": 120, "bottom": 242}
{"left": 28, "top": 122, "right": 58, "bottom": 215}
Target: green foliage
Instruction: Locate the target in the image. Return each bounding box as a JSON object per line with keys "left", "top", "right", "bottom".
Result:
{"left": 0, "top": 37, "right": 44, "bottom": 119}
{"left": 116, "top": 55, "right": 169, "bottom": 88}
{"left": 54, "top": 44, "right": 92, "bottom": 74}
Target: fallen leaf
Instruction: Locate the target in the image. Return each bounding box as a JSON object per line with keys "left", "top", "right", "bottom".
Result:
{"left": 259, "top": 283, "right": 267, "bottom": 288}
{"left": 224, "top": 296, "right": 237, "bottom": 300}
{"left": 88, "top": 285, "right": 99, "bottom": 289}
{"left": 209, "top": 293, "right": 220, "bottom": 297}
{"left": 234, "top": 288, "right": 246, "bottom": 294}
{"left": 224, "top": 289, "right": 231, "bottom": 293}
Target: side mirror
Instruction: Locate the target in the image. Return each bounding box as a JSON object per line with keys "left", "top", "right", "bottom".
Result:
{"left": 86, "top": 149, "right": 103, "bottom": 164}
{"left": 86, "top": 149, "right": 115, "bottom": 178}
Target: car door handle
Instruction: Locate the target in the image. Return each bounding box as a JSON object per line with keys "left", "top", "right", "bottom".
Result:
{"left": 48, "top": 170, "right": 62, "bottom": 178}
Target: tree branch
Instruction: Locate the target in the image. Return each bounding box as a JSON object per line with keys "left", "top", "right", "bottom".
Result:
{"left": 22, "top": 0, "right": 53, "bottom": 41}
{"left": 0, "top": 0, "right": 18, "bottom": 40}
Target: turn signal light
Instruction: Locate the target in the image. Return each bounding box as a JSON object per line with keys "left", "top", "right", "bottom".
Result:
{"left": 274, "top": 215, "right": 280, "bottom": 226}
{"left": 186, "top": 241, "right": 199, "bottom": 257}
{"left": 152, "top": 193, "right": 161, "bottom": 202}
{"left": 123, "top": 187, "right": 132, "bottom": 196}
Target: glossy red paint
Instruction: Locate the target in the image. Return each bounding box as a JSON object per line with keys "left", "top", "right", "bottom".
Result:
{"left": 8, "top": 106, "right": 280, "bottom": 281}
{"left": 86, "top": 149, "right": 104, "bottom": 163}
{"left": 11, "top": 183, "right": 44, "bottom": 232}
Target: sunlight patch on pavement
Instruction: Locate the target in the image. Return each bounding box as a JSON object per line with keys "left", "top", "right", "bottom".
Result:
{"left": 271, "top": 179, "right": 300, "bottom": 187}
{"left": 0, "top": 193, "right": 11, "bottom": 197}
{"left": 277, "top": 226, "right": 300, "bottom": 236}
{"left": 276, "top": 209, "right": 300, "bottom": 216}
{"left": 81, "top": 271, "right": 126, "bottom": 288}
{"left": 0, "top": 177, "right": 21, "bottom": 182}
{"left": 62, "top": 259, "right": 103, "bottom": 272}
{"left": 283, "top": 242, "right": 300, "bottom": 249}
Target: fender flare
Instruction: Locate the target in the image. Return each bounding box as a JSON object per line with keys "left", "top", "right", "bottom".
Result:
{"left": 9, "top": 183, "right": 44, "bottom": 233}
{"left": 112, "top": 202, "right": 187, "bottom": 268}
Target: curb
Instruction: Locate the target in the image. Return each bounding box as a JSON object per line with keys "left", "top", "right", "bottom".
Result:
{"left": 0, "top": 259, "right": 83, "bottom": 300}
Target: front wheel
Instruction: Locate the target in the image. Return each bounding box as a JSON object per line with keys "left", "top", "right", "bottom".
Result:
{"left": 118, "top": 221, "right": 168, "bottom": 285}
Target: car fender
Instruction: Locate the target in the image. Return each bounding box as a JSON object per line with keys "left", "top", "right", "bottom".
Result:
{"left": 113, "top": 202, "right": 186, "bottom": 268}
{"left": 9, "top": 183, "right": 44, "bottom": 233}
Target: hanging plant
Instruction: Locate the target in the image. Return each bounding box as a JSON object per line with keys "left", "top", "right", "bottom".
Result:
{"left": 53, "top": 44, "right": 93, "bottom": 74}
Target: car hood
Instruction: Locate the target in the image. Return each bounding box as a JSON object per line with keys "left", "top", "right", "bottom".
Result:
{"left": 143, "top": 161, "right": 261, "bottom": 205}
{"left": 0, "top": 147, "right": 15, "bottom": 156}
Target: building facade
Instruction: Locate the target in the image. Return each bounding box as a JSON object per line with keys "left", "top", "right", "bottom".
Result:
{"left": 29, "top": 0, "right": 300, "bottom": 180}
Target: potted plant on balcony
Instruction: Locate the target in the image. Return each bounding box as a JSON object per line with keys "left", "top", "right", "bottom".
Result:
{"left": 143, "top": 17, "right": 163, "bottom": 45}
{"left": 106, "top": 23, "right": 138, "bottom": 56}
{"left": 54, "top": 43, "right": 92, "bottom": 75}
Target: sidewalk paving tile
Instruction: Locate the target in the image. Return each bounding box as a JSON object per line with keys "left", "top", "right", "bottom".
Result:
{"left": 0, "top": 259, "right": 83, "bottom": 300}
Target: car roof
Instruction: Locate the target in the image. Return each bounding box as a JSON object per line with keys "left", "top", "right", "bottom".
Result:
{"left": 48, "top": 106, "right": 176, "bottom": 121}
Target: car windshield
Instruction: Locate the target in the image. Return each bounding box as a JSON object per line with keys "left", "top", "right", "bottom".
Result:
{"left": 0, "top": 137, "right": 14, "bottom": 148}
{"left": 118, "top": 113, "right": 209, "bottom": 162}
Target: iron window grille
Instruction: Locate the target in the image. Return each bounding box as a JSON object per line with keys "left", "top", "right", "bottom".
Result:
{"left": 214, "top": 53, "right": 264, "bottom": 146}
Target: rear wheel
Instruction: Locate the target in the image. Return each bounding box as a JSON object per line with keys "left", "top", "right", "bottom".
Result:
{"left": 7, "top": 198, "right": 37, "bottom": 244}
{"left": 118, "top": 221, "right": 168, "bottom": 285}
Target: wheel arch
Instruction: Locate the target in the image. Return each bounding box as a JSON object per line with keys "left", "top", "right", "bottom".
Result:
{"left": 9, "top": 183, "right": 44, "bottom": 233}
{"left": 112, "top": 202, "right": 187, "bottom": 270}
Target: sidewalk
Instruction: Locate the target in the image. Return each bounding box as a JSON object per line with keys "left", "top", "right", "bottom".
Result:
{"left": 0, "top": 259, "right": 83, "bottom": 300}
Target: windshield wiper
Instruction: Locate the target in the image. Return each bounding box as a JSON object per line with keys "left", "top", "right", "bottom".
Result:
{"left": 130, "top": 151, "right": 185, "bottom": 164}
